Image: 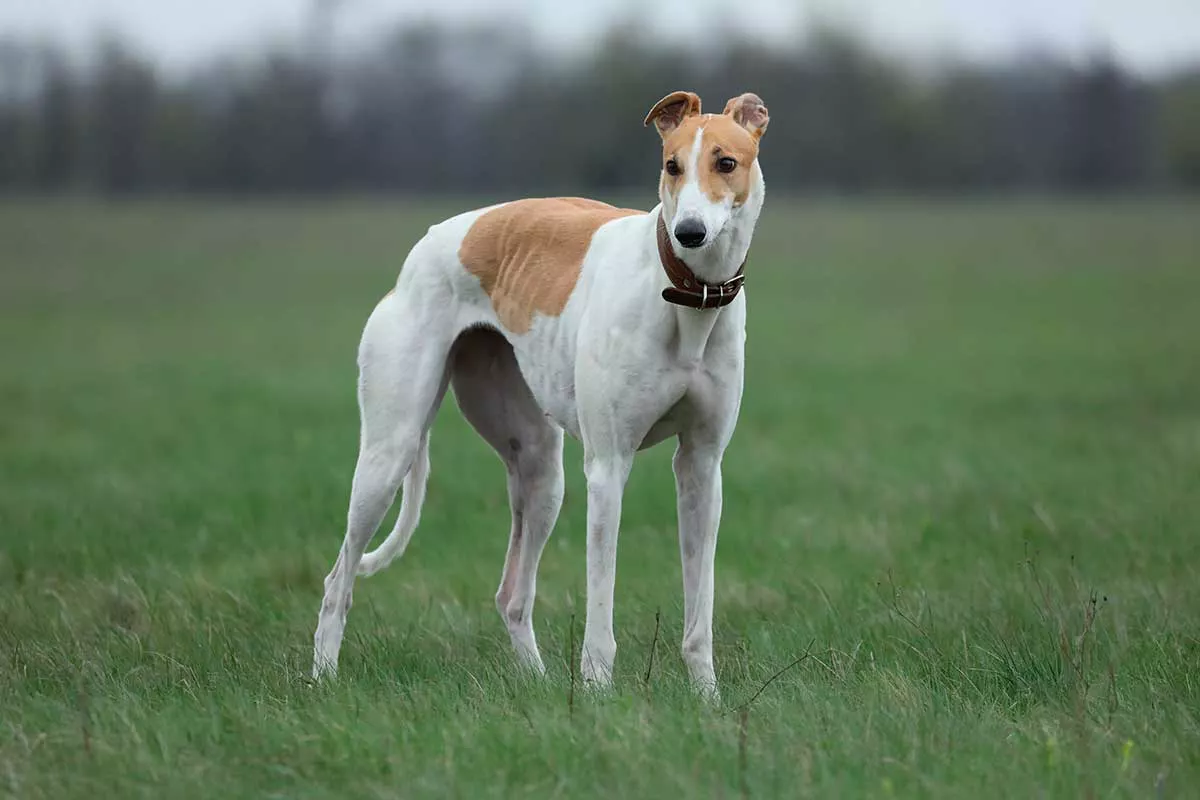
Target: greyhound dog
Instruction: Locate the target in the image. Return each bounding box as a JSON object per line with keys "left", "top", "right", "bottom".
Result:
{"left": 312, "top": 90, "right": 769, "bottom": 698}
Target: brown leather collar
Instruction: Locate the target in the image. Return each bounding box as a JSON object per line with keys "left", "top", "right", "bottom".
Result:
{"left": 656, "top": 213, "right": 746, "bottom": 309}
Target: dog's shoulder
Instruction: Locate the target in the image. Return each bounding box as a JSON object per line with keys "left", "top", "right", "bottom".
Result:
{"left": 457, "top": 198, "right": 645, "bottom": 333}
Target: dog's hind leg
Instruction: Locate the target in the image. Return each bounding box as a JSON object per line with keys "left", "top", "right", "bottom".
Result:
{"left": 450, "top": 328, "right": 564, "bottom": 674}
{"left": 356, "top": 428, "right": 430, "bottom": 577}
{"left": 312, "top": 291, "right": 452, "bottom": 679}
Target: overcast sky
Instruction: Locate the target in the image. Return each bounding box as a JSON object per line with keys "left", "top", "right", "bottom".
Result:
{"left": 3, "top": 0, "right": 1200, "bottom": 73}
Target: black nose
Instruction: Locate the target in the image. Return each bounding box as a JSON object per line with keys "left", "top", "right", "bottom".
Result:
{"left": 674, "top": 218, "right": 707, "bottom": 248}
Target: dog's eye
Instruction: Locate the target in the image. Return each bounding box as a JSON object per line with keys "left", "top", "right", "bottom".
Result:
{"left": 716, "top": 156, "right": 737, "bottom": 173}
{"left": 665, "top": 159, "right": 681, "bottom": 177}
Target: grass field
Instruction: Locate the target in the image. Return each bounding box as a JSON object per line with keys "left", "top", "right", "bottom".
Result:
{"left": 1, "top": 197, "right": 1199, "bottom": 798}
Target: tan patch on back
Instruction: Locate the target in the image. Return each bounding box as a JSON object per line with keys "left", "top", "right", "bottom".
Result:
{"left": 459, "top": 198, "right": 644, "bottom": 333}
{"left": 660, "top": 115, "right": 759, "bottom": 207}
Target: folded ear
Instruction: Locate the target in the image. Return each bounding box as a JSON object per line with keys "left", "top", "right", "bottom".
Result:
{"left": 644, "top": 91, "right": 702, "bottom": 139}
{"left": 723, "top": 93, "right": 769, "bottom": 139}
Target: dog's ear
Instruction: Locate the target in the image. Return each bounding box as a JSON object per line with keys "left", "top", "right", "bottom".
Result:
{"left": 644, "top": 91, "right": 702, "bottom": 139}
{"left": 723, "top": 93, "right": 769, "bottom": 140}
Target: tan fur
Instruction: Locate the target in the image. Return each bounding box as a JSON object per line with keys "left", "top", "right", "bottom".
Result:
{"left": 722, "top": 93, "right": 770, "bottom": 140}
{"left": 660, "top": 114, "right": 760, "bottom": 207}
{"left": 645, "top": 93, "right": 768, "bottom": 210}
{"left": 644, "top": 91, "right": 703, "bottom": 137}
{"left": 459, "top": 198, "right": 644, "bottom": 333}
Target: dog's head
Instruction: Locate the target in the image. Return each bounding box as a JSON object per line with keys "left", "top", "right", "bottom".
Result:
{"left": 644, "top": 91, "right": 769, "bottom": 252}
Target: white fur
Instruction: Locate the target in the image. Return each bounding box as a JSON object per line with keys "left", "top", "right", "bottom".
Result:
{"left": 311, "top": 152, "right": 766, "bottom": 700}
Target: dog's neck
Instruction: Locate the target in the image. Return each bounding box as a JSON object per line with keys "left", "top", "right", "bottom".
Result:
{"left": 656, "top": 216, "right": 745, "bottom": 309}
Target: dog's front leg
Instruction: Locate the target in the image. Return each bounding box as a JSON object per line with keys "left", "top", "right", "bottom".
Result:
{"left": 580, "top": 451, "right": 633, "bottom": 687}
{"left": 674, "top": 438, "right": 724, "bottom": 700}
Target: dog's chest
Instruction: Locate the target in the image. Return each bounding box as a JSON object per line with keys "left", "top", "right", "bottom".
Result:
{"left": 522, "top": 302, "right": 741, "bottom": 446}
{"left": 640, "top": 307, "right": 744, "bottom": 443}
{"left": 635, "top": 366, "right": 722, "bottom": 450}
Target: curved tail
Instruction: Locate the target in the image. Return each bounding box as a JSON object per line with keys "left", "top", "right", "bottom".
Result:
{"left": 357, "top": 433, "right": 430, "bottom": 576}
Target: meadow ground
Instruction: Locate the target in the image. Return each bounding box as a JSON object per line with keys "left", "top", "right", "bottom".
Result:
{"left": 1, "top": 197, "right": 1198, "bottom": 798}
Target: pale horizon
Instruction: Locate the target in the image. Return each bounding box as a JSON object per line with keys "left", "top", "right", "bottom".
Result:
{"left": 3, "top": 0, "right": 1200, "bottom": 75}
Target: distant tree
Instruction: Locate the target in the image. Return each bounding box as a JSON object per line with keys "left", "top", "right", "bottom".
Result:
{"left": 1060, "top": 52, "right": 1150, "bottom": 190}
{"left": 928, "top": 67, "right": 1005, "bottom": 189}
{"left": 33, "top": 46, "right": 76, "bottom": 189}
{"left": 0, "top": 38, "right": 38, "bottom": 189}
{"left": 88, "top": 38, "right": 158, "bottom": 193}
{"left": 1160, "top": 70, "right": 1200, "bottom": 187}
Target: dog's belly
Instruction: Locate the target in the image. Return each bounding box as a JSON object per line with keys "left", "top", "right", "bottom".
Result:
{"left": 507, "top": 334, "right": 582, "bottom": 440}
{"left": 528, "top": 375, "right": 581, "bottom": 440}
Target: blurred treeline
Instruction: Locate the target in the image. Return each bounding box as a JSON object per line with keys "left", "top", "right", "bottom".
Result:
{"left": 2, "top": 20, "right": 1200, "bottom": 195}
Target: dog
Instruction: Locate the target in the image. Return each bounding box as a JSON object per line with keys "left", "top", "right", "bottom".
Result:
{"left": 312, "top": 90, "right": 769, "bottom": 698}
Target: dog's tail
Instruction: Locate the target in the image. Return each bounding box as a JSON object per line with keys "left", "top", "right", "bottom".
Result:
{"left": 357, "top": 432, "right": 430, "bottom": 576}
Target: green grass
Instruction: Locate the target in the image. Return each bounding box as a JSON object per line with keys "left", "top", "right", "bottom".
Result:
{"left": 2, "top": 197, "right": 1199, "bottom": 798}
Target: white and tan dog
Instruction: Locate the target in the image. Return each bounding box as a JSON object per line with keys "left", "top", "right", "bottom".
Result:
{"left": 312, "top": 90, "right": 769, "bottom": 697}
